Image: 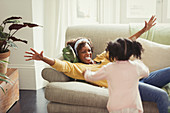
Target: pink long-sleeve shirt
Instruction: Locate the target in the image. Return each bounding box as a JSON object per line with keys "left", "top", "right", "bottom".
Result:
{"left": 84, "top": 60, "right": 149, "bottom": 112}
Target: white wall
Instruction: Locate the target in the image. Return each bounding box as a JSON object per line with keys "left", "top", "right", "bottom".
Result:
{"left": 32, "top": 0, "right": 48, "bottom": 90}
{"left": 0, "top": 0, "right": 47, "bottom": 90}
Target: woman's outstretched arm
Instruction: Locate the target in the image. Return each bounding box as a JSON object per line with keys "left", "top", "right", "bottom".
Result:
{"left": 129, "top": 15, "right": 157, "bottom": 40}
{"left": 24, "top": 48, "right": 55, "bottom": 66}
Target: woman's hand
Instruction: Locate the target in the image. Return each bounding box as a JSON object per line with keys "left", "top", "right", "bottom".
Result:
{"left": 143, "top": 15, "right": 157, "bottom": 32}
{"left": 24, "top": 48, "right": 55, "bottom": 66}
{"left": 24, "top": 48, "right": 44, "bottom": 61}
{"left": 129, "top": 15, "right": 157, "bottom": 40}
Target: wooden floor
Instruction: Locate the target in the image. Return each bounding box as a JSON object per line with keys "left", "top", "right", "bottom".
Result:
{"left": 7, "top": 88, "right": 49, "bottom": 113}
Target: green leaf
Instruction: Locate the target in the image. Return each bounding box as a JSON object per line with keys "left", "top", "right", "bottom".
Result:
{"left": 0, "top": 31, "right": 9, "bottom": 39}
{"left": 0, "top": 78, "right": 10, "bottom": 83}
{"left": 0, "top": 26, "right": 3, "bottom": 32}
{"left": 6, "top": 40, "right": 18, "bottom": 48}
{"left": 3, "top": 16, "right": 22, "bottom": 24}
{"left": 0, "top": 73, "right": 9, "bottom": 79}
{"left": 0, "top": 85, "right": 5, "bottom": 94}
{"left": 0, "top": 60, "right": 9, "bottom": 68}
{"left": 3, "top": 20, "right": 20, "bottom": 24}
{"left": 0, "top": 78, "right": 12, "bottom": 85}
{"left": 0, "top": 60, "right": 9, "bottom": 64}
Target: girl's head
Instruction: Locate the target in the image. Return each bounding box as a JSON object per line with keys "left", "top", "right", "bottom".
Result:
{"left": 105, "top": 38, "right": 144, "bottom": 61}
{"left": 66, "top": 37, "right": 94, "bottom": 64}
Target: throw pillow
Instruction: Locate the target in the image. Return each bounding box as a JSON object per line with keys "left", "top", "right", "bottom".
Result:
{"left": 137, "top": 38, "right": 170, "bottom": 72}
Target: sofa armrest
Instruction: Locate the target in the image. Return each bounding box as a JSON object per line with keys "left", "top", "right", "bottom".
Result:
{"left": 42, "top": 68, "right": 71, "bottom": 82}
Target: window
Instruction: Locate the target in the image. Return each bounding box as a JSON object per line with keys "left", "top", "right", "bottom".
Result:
{"left": 121, "top": 0, "right": 170, "bottom": 23}
{"left": 71, "top": 0, "right": 99, "bottom": 25}
{"left": 121, "top": 0, "right": 159, "bottom": 23}
{"left": 126, "top": 0, "right": 156, "bottom": 18}
{"left": 70, "top": 0, "right": 170, "bottom": 25}
{"left": 162, "top": 0, "right": 170, "bottom": 23}
{"left": 167, "top": 0, "right": 170, "bottom": 18}
{"left": 71, "top": 0, "right": 120, "bottom": 25}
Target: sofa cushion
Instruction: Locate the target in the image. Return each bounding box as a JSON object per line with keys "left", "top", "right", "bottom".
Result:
{"left": 47, "top": 102, "right": 108, "bottom": 113}
{"left": 47, "top": 101, "right": 158, "bottom": 113}
{"left": 137, "top": 38, "right": 170, "bottom": 72}
{"left": 45, "top": 81, "right": 108, "bottom": 108}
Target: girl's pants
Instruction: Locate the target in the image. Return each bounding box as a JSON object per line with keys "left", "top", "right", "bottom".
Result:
{"left": 139, "top": 67, "right": 170, "bottom": 113}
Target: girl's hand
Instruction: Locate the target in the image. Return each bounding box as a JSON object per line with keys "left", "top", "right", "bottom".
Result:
{"left": 24, "top": 48, "right": 44, "bottom": 61}
{"left": 143, "top": 15, "right": 157, "bottom": 32}
{"left": 82, "top": 70, "right": 87, "bottom": 76}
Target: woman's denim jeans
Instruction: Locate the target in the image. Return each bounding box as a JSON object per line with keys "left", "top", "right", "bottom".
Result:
{"left": 140, "top": 67, "right": 170, "bottom": 113}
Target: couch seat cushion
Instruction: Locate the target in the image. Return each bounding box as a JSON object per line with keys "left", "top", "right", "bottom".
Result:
{"left": 45, "top": 81, "right": 108, "bottom": 108}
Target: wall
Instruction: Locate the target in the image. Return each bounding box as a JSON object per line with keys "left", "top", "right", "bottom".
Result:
{"left": 0, "top": 0, "right": 47, "bottom": 90}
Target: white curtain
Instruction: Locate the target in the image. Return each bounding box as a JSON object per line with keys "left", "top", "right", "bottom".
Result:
{"left": 44, "top": 0, "right": 71, "bottom": 58}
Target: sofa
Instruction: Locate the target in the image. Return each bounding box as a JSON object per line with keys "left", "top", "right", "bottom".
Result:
{"left": 42, "top": 24, "right": 170, "bottom": 113}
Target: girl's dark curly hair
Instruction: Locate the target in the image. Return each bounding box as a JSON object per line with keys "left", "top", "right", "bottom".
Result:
{"left": 105, "top": 38, "right": 144, "bottom": 61}
{"left": 66, "top": 37, "right": 94, "bottom": 55}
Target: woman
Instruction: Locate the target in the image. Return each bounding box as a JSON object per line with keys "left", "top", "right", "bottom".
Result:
{"left": 24, "top": 15, "right": 169, "bottom": 113}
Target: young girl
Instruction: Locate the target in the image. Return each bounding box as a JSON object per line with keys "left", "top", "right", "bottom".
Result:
{"left": 83, "top": 38, "right": 149, "bottom": 113}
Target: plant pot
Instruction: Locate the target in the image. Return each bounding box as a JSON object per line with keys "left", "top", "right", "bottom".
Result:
{"left": 0, "top": 50, "right": 10, "bottom": 74}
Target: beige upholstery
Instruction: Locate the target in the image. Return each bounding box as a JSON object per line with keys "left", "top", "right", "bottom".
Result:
{"left": 41, "top": 24, "right": 170, "bottom": 113}
{"left": 47, "top": 102, "right": 108, "bottom": 113}
{"left": 45, "top": 82, "right": 108, "bottom": 108}
{"left": 137, "top": 38, "right": 170, "bottom": 72}
{"left": 42, "top": 68, "right": 70, "bottom": 82}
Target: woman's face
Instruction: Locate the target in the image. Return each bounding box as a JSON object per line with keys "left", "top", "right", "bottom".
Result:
{"left": 78, "top": 43, "right": 92, "bottom": 64}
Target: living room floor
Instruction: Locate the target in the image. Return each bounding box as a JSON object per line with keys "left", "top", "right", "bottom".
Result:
{"left": 7, "top": 88, "right": 48, "bottom": 113}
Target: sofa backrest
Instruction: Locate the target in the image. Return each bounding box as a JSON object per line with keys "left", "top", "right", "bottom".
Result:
{"left": 66, "top": 24, "right": 130, "bottom": 59}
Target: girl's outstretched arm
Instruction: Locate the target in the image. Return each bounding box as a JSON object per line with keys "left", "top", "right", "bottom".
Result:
{"left": 24, "top": 48, "right": 55, "bottom": 66}
{"left": 129, "top": 15, "right": 157, "bottom": 40}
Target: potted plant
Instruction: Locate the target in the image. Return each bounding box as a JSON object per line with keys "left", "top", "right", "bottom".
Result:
{"left": 0, "top": 16, "right": 40, "bottom": 73}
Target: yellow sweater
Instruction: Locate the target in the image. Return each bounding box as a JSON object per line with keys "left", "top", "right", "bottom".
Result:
{"left": 51, "top": 51, "right": 110, "bottom": 88}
